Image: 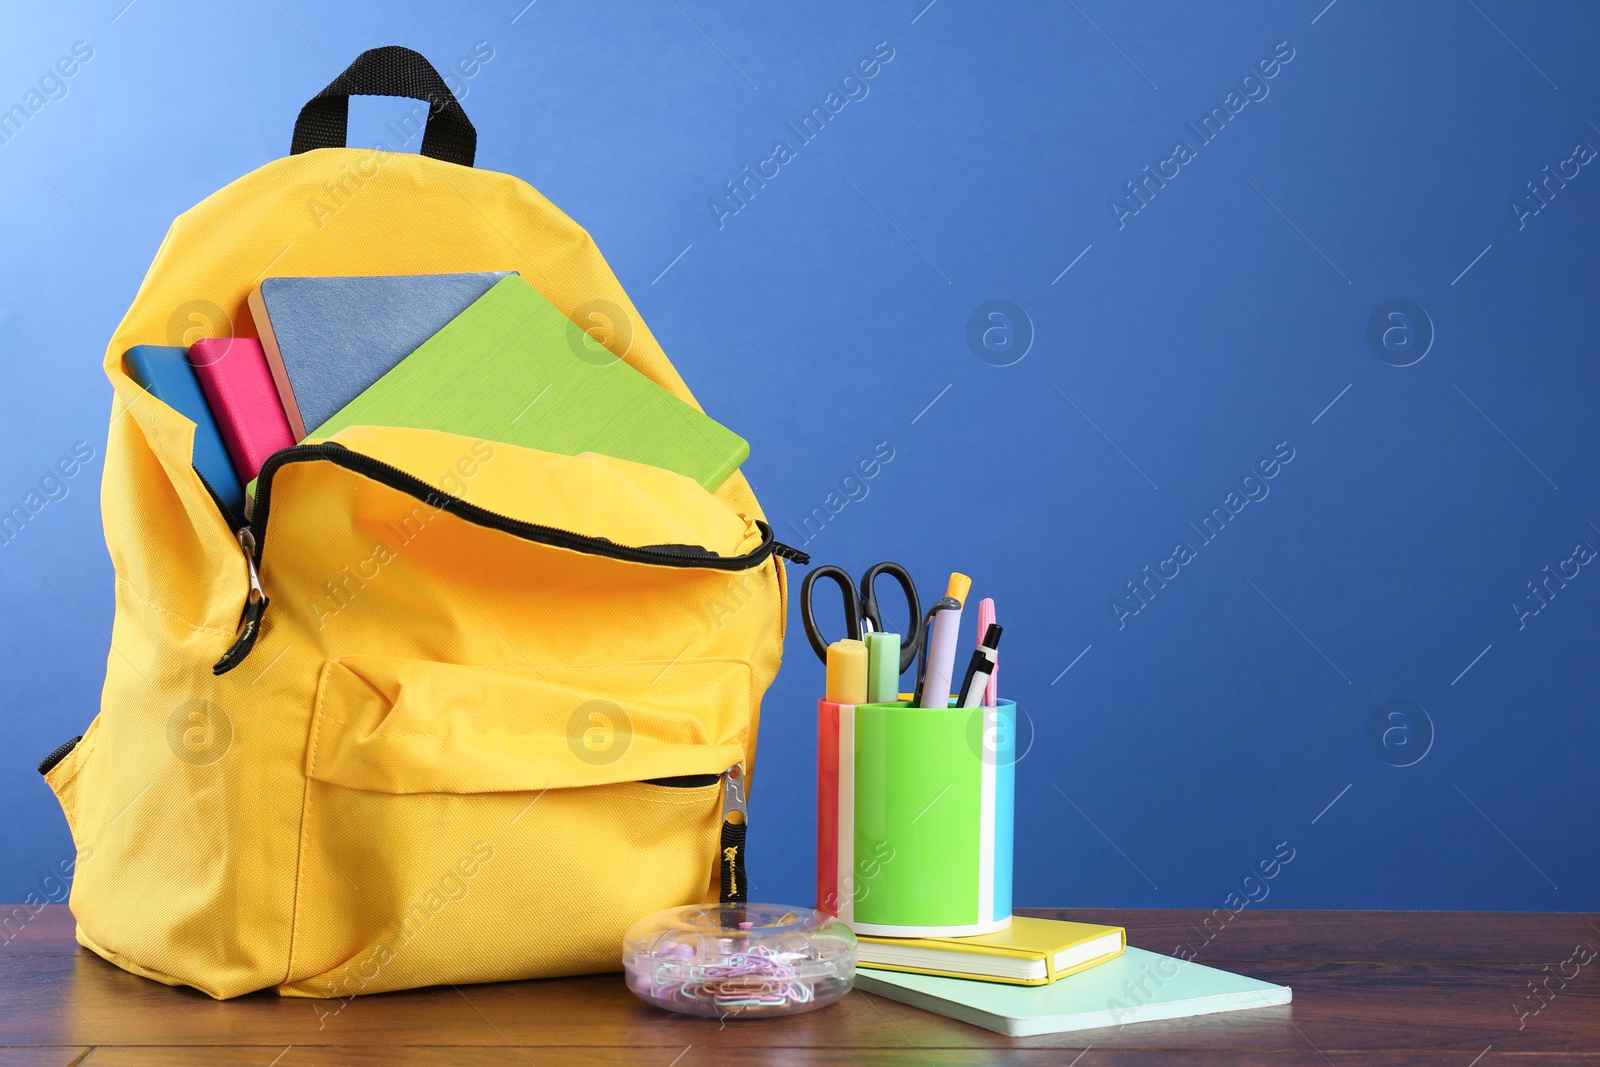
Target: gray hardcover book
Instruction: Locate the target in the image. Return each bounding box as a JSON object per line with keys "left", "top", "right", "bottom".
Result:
{"left": 251, "top": 271, "right": 512, "bottom": 439}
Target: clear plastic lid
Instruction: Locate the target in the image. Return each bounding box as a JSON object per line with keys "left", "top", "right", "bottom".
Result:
{"left": 622, "top": 903, "right": 856, "bottom": 1019}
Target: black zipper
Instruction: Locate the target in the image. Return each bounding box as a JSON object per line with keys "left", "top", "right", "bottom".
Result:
{"left": 37, "top": 735, "right": 83, "bottom": 776}
{"left": 642, "top": 773, "right": 721, "bottom": 788}
{"left": 215, "top": 441, "right": 809, "bottom": 673}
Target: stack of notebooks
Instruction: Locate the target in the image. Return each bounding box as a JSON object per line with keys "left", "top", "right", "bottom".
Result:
{"left": 123, "top": 272, "right": 750, "bottom": 522}
{"left": 853, "top": 916, "right": 1290, "bottom": 1037}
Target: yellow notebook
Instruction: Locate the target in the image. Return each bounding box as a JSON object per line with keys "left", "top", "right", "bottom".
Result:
{"left": 857, "top": 917, "right": 1125, "bottom": 986}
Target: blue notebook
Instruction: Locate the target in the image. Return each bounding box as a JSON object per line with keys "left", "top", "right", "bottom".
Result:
{"left": 249, "top": 271, "right": 512, "bottom": 440}
{"left": 855, "top": 946, "right": 1291, "bottom": 1037}
{"left": 123, "top": 345, "right": 246, "bottom": 522}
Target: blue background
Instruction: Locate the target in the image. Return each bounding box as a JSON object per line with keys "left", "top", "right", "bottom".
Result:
{"left": 3, "top": 0, "right": 1596, "bottom": 913}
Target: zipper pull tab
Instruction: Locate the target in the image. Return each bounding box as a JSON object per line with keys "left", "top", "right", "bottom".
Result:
{"left": 213, "top": 527, "right": 269, "bottom": 676}
{"left": 237, "top": 528, "right": 264, "bottom": 602}
{"left": 721, "top": 763, "right": 747, "bottom": 824}
{"left": 719, "top": 764, "right": 748, "bottom": 905}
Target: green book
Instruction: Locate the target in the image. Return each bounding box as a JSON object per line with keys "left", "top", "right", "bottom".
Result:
{"left": 854, "top": 947, "right": 1291, "bottom": 1037}
{"left": 307, "top": 276, "right": 748, "bottom": 492}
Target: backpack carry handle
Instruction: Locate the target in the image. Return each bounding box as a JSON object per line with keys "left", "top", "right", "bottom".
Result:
{"left": 290, "top": 46, "right": 476, "bottom": 167}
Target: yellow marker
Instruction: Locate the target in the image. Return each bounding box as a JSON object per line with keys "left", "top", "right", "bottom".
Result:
{"left": 946, "top": 572, "right": 972, "bottom": 604}
{"left": 825, "top": 638, "right": 869, "bottom": 704}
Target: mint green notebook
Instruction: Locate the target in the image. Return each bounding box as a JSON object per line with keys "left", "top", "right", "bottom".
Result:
{"left": 854, "top": 946, "right": 1290, "bottom": 1037}
{"left": 308, "top": 275, "right": 748, "bottom": 492}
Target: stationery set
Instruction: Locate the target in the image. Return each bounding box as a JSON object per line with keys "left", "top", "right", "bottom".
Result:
{"left": 802, "top": 561, "right": 1291, "bottom": 1035}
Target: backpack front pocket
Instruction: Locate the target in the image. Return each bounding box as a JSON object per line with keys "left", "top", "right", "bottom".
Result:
{"left": 284, "top": 654, "right": 751, "bottom": 996}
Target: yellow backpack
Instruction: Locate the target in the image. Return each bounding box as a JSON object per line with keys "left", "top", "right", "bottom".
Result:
{"left": 39, "top": 47, "right": 803, "bottom": 1000}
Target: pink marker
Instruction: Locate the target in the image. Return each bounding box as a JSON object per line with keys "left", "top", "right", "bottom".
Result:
{"left": 975, "top": 598, "right": 998, "bottom": 705}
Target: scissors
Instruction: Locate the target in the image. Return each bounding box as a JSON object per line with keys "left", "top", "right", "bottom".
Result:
{"left": 799, "top": 562, "right": 923, "bottom": 675}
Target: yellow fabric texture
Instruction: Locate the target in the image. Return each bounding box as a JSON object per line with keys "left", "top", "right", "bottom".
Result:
{"left": 43, "top": 148, "right": 788, "bottom": 999}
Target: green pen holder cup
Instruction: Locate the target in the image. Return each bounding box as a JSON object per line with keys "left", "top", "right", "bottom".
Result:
{"left": 821, "top": 698, "right": 1015, "bottom": 937}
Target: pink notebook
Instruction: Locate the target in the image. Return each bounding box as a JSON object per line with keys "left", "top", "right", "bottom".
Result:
{"left": 187, "top": 338, "right": 295, "bottom": 483}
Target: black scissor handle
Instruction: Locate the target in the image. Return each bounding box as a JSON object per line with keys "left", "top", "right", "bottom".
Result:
{"left": 859, "top": 561, "right": 922, "bottom": 674}
{"left": 800, "top": 565, "right": 862, "bottom": 662}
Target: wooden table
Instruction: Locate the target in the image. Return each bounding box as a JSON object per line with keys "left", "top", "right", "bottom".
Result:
{"left": 2, "top": 906, "right": 1596, "bottom": 1065}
